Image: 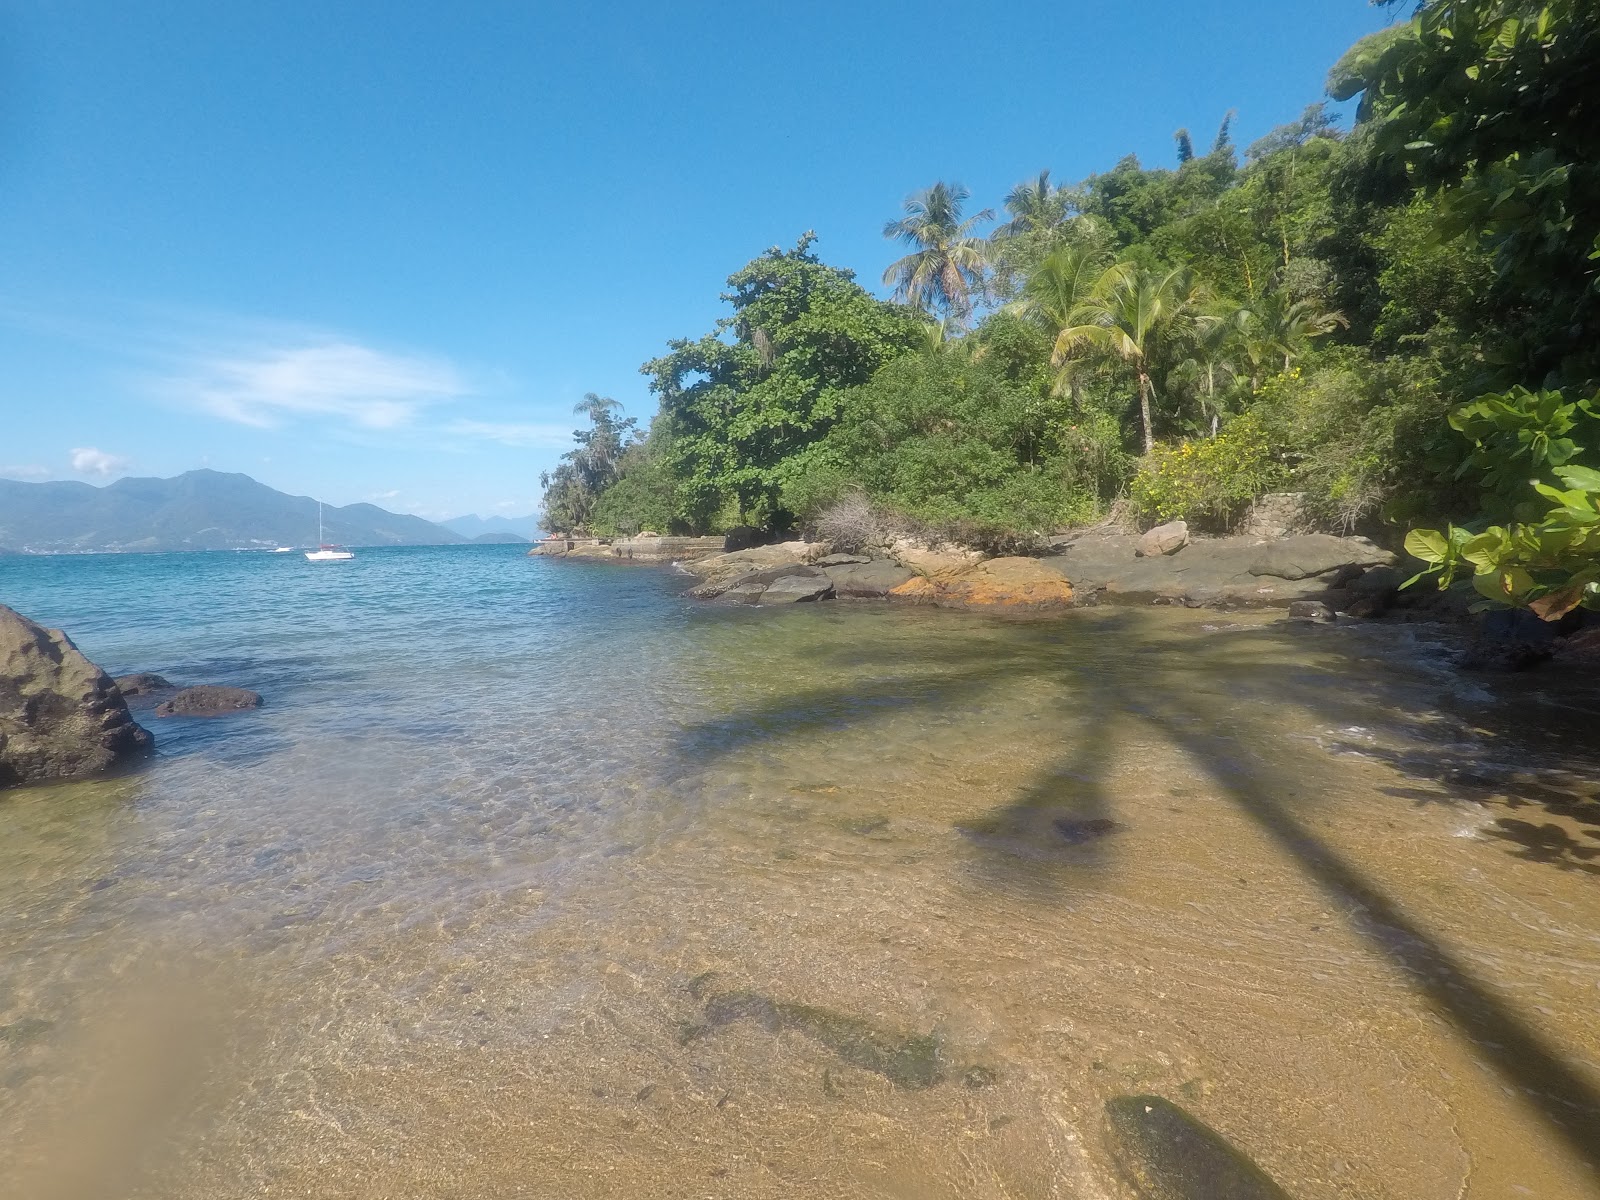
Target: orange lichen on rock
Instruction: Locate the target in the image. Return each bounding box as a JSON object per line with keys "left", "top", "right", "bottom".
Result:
{"left": 888, "top": 557, "right": 1074, "bottom": 609}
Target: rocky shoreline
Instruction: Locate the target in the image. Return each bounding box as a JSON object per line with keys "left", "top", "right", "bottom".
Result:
{"left": 529, "top": 522, "right": 1406, "bottom": 616}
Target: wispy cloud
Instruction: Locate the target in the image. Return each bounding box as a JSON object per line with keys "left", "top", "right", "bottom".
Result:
{"left": 370, "top": 488, "right": 400, "bottom": 501}
{"left": 443, "top": 419, "right": 571, "bottom": 449}
{"left": 70, "top": 447, "right": 132, "bottom": 477}
{"left": 169, "top": 340, "right": 467, "bottom": 430}
{"left": 0, "top": 464, "right": 50, "bottom": 481}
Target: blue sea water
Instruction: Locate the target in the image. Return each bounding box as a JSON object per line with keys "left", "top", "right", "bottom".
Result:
{"left": 2, "top": 546, "right": 1598, "bottom": 1198}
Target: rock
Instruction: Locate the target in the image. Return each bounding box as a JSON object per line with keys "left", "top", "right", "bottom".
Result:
{"left": 1288, "top": 601, "right": 1334, "bottom": 623}
{"left": 0, "top": 604, "right": 154, "bottom": 788}
{"left": 1351, "top": 564, "right": 1403, "bottom": 597}
{"left": 887, "top": 537, "right": 987, "bottom": 578}
{"left": 698, "top": 564, "right": 833, "bottom": 605}
{"left": 1248, "top": 534, "right": 1394, "bottom": 581}
{"left": 154, "top": 685, "right": 263, "bottom": 717}
{"left": 1136, "top": 520, "right": 1189, "bottom": 558}
{"left": 824, "top": 560, "right": 915, "bottom": 598}
{"left": 815, "top": 553, "right": 871, "bottom": 567}
{"left": 112, "top": 672, "right": 175, "bottom": 696}
{"left": 682, "top": 544, "right": 811, "bottom": 584}
{"left": 1461, "top": 609, "right": 1562, "bottom": 671}
{"left": 888, "top": 557, "right": 1074, "bottom": 610}
{"left": 1105, "top": 1095, "right": 1292, "bottom": 1200}
{"left": 1555, "top": 625, "right": 1600, "bottom": 666}
{"left": 1039, "top": 532, "right": 1143, "bottom": 595}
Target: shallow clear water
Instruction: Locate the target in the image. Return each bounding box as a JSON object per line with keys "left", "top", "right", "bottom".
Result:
{"left": 2, "top": 545, "right": 1598, "bottom": 1198}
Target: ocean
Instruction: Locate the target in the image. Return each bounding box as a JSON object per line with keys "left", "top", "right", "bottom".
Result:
{"left": 2, "top": 544, "right": 1598, "bottom": 1198}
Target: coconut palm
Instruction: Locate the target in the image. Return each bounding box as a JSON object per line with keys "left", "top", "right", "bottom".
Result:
{"left": 1052, "top": 263, "right": 1209, "bottom": 453}
{"left": 1168, "top": 303, "right": 1249, "bottom": 435}
{"left": 992, "top": 170, "right": 1072, "bottom": 241}
{"left": 1006, "top": 245, "right": 1108, "bottom": 400}
{"left": 1237, "top": 292, "right": 1348, "bottom": 386}
{"left": 882, "top": 182, "right": 994, "bottom": 325}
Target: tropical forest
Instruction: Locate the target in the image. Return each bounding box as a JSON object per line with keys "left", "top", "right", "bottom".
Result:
{"left": 540, "top": 0, "right": 1599, "bottom": 620}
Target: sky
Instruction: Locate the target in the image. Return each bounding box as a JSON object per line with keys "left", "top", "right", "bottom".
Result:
{"left": 0, "top": 1, "right": 1397, "bottom": 522}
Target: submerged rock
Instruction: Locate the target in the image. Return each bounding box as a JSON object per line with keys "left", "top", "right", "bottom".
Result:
{"left": 0, "top": 604, "right": 154, "bottom": 789}
{"left": 112, "top": 672, "right": 175, "bottom": 697}
{"left": 1287, "top": 601, "right": 1334, "bottom": 623}
{"left": 1105, "top": 1094, "right": 1292, "bottom": 1200}
{"left": 689, "top": 988, "right": 946, "bottom": 1090}
{"left": 154, "top": 685, "right": 263, "bottom": 717}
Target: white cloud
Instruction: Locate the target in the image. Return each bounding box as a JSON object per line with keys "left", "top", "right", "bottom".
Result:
{"left": 172, "top": 340, "right": 467, "bottom": 431}
{"left": 0, "top": 464, "right": 50, "bottom": 481}
{"left": 370, "top": 489, "right": 400, "bottom": 500}
{"left": 444, "top": 419, "right": 570, "bottom": 448}
{"left": 70, "top": 447, "right": 132, "bottom": 477}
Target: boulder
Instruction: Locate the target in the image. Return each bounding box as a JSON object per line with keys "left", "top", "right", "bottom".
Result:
{"left": 1248, "top": 534, "right": 1394, "bottom": 581}
{"left": 710, "top": 565, "right": 834, "bottom": 605}
{"left": 154, "top": 685, "right": 262, "bottom": 718}
{"left": 0, "top": 605, "right": 153, "bottom": 788}
{"left": 755, "top": 572, "right": 835, "bottom": 604}
{"left": 825, "top": 560, "right": 916, "bottom": 598}
{"left": 112, "top": 672, "right": 175, "bottom": 697}
{"left": 1136, "top": 520, "right": 1189, "bottom": 558}
{"left": 887, "top": 537, "right": 987, "bottom": 578}
{"left": 682, "top": 544, "right": 811, "bottom": 584}
{"left": 888, "top": 557, "right": 1073, "bottom": 610}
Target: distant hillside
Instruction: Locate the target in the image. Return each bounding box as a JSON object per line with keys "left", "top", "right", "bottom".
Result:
{"left": 0, "top": 469, "right": 467, "bottom": 553}
{"left": 471, "top": 530, "right": 529, "bottom": 544}
{"left": 442, "top": 513, "right": 542, "bottom": 539}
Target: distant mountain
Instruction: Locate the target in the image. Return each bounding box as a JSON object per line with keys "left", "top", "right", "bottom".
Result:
{"left": 0, "top": 469, "right": 467, "bottom": 553}
{"left": 471, "top": 530, "right": 529, "bottom": 544}
{"left": 441, "top": 513, "right": 542, "bottom": 539}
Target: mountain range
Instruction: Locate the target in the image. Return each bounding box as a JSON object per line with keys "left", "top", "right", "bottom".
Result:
{"left": 440, "top": 512, "right": 542, "bottom": 540}
{"left": 0, "top": 470, "right": 467, "bottom": 553}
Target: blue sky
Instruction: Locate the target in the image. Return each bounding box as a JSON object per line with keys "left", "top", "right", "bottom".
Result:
{"left": 0, "top": 1, "right": 1396, "bottom": 522}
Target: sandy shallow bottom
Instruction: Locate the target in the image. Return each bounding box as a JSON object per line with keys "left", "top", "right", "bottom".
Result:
{"left": 2, "top": 593, "right": 1598, "bottom": 1199}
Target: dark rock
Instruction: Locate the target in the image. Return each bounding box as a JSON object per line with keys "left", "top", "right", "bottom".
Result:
{"left": 757, "top": 573, "right": 835, "bottom": 604}
{"left": 1351, "top": 565, "right": 1403, "bottom": 597}
{"left": 699, "top": 564, "right": 834, "bottom": 605}
{"left": 0, "top": 604, "right": 154, "bottom": 789}
{"left": 815, "top": 553, "right": 871, "bottom": 567}
{"left": 154, "top": 685, "right": 263, "bottom": 717}
{"left": 112, "top": 672, "right": 175, "bottom": 697}
{"left": 1105, "top": 1095, "right": 1292, "bottom": 1200}
{"left": 1462, "top": 609, "right": 1562, "bottom": 671}
{"left": 722, "top": 526, "right": 763, "bottom": 552}
{"left": 824, "top": 560, "right": 915, "bottom": 598}
{"left": 1288, "top": 601, "right": 1334, "bottom": 623}
{"left": 1248, "top": 534, "right": 1394, "bottom": 581}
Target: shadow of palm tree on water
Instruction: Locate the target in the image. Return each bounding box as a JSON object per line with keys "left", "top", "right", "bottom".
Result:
{"left": 672, "top": 609, "right": 1600, "bottom": 1178}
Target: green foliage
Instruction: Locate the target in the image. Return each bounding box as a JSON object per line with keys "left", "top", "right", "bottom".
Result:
{"left": 1128, "top": 413, "right": 1284, "bottom": 527}
{"left": 586, "top": 439, "right": 683, "bottom": 537}
{"left": 1407, "top": 386, "right": 1600, "bottom": 616}
{"left": 641, "top": 234, "right": 925, "bottom": 531}
{"left": 538, "top": 394, "right": 637, "bottom": 534}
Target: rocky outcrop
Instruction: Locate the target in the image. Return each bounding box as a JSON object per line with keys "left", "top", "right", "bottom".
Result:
{"left": 0, "top": 605, "right": 153, "bottom": 789}
{"left": 1136, "top": 520, "right": 1189, "bottom": 558}
{"left": 888, "top": 557, "right": 1075, "bottom": 610}
{"left": 112, "top": 672, "right": 174, "bottom": 697}
{"left": 154, "top": 685, "right": 262, "bottom": 717}
{"left": 682, "top": 541, "right": 834, "bottom": 587}
{"left": 886, "top": 538, "right": 986, "bottom": 578}
{"left": 698, "top": 565, "right": 835, "bottom": 605}
{"left": 529, "top": 535, "right": 728, "bottom": 563}
{"left": 824, "top": 560, "right": 916, "bottom": 598}
{"left": 1044, "top": 530, "right": 1397, "bottom": 610}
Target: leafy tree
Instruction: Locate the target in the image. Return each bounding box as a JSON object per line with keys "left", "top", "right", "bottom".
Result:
{"left": 539, "top": 394, "right": 637, "bottom": 533}
{"left": 642, "top": 233, "right": 924, "bottom": 530}
{"left": 882, "top": 182, "right": 995, "bottom": 324}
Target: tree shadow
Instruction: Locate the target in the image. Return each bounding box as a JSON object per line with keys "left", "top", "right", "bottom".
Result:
{"left": 669, "top": 608, "right": 1600, "bottom": 1176}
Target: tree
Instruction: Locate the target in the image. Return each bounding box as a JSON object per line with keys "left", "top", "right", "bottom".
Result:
{"left": 1006, "top": 245, "right": 1110, "bottom": 400}
{"left": 993, "top": 170, "right": 1072, "bottom": 240}
{"left": 538, "top": 394, "right": 637, "bottom": 533}
{"left": 882, "top": 182, "right": 994, "bottom": 324}
{"left": 642, "top": 233, "right": 924, "bottom": 529}
{"left": 1238, "top": 291, "right": 1348, "bottom": 383}
{"left": 1052, "top": 262, "right": 1209, "bottom": 453}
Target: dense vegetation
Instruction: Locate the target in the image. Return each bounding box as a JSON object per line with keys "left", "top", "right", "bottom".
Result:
{"left": 543, "top": 0, "right": 1599, "bottom": 615}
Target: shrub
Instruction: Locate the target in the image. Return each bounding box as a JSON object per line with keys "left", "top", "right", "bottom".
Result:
{"left": 813, "top": 492, "right": 887, "bottom": 554}
{"left": 1129, "top": 413, "right": 1285, "bottom": 528}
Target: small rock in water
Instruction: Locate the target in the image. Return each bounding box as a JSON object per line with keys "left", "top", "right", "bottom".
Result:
{"left": 1287, "top": 601, "right": 1334, "bottom": 623}
{"left": 1105, "top": 1094, "right": 1292, "bottom": 1199}
{"left": 112, "top": 672, "right": 175, "bottom": 696}
{"left": 154, "top": 685, "right": 263, "bottom": 717}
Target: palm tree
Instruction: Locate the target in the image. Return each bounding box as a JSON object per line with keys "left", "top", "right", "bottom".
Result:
{"left": 573, "top": 392, "right": 622, "bottom": 424}
{"left": 992, "top": 170, "right": 1071, "bottom": 240}
{"left": 1052, "top": 263, "right": 1208, "bottom": 453}
{"left": 882, "top": 182, "right": 994, "bottom": 325}
{"left": 1237, "top": 292, "right": 1348, "bottom": 386}
{"left": 1168, "top": 302, "right": 1249, "bottom": 434}
{"left": 1006, "top": 245, "right": 1107, "bottom": 400}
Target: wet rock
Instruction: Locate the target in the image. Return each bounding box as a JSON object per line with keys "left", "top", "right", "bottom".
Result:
{"left": 1555, "top": 625, "right": 1600, "bottom": 667}
{"left": 824, "top": 560, "right": 915, "bottom": 598}
{"left": 1137, "top": 520, "right": 1189, "bottom": 558}
{"left": 1287, "top": 601, "right": 1334, "bottom": 623}
{"left": 1461, "top": 609, "right": 1563, "bottom": 671}
{"left": 756, "top": 572, "right": 835, "bottom": 604}
{"left": 693, "top": 988, "right": 945, "bottom": 1090}
{"left": 154, "top": 685, "right": 263, "bottom": 717}
{"left": 696, "top": 564, "right": 833, "bottom": 604}
{"left": 1105, "top": 1094, "right": 1292, "bottom": 1200}
{"left": 1248, "top": 534, "right": 1394, "bottom": 581}
{"left": 889, "top": 557, "right": 1074, "bottom": 610}
{"left": 112, "top": 672, "right": 175, "bottom": 697}
{"left": 0, "top": 604, "right": 154, "bottom": 789}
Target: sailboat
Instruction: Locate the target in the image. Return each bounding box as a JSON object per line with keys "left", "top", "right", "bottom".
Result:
{"left": 304, "top": 502, "right": 355, "bottom": 562}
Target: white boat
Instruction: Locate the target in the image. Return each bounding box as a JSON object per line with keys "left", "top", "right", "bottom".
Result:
{"left": 304, "top": 502, "right": 355, "bottom": 562}
{"left": 272, "top": 546, "right": 295, "bottom": 553}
